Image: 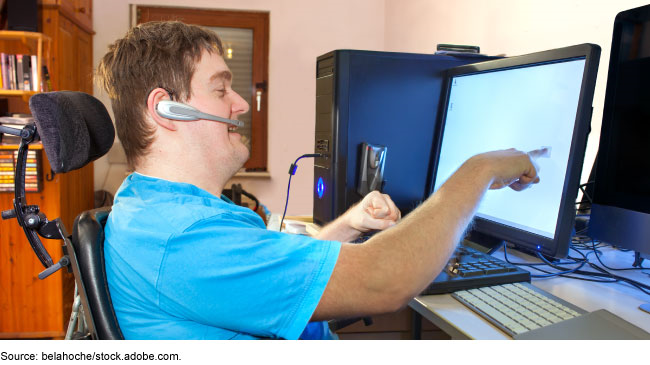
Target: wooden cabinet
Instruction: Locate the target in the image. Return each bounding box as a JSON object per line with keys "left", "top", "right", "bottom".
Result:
{"left": 42, "top": 0, "right": 93, "bottom": 35}
{"left": 0, "top": 0, "right": 94, "bottom": 339}
{"left": 41, "top": 0, "right": 93, "bottom": 94}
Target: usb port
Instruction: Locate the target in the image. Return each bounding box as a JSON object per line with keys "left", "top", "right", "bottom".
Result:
{"left": 316, "top": 139, "right": 329, "bottom": 152}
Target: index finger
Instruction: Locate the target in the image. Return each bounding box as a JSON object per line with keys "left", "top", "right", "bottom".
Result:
{"left": 527, "top": 147, "right": 551, "bottom": 160}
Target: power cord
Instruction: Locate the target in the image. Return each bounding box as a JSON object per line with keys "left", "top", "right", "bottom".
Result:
{"left": 502, "top": 244, "right": 588, "bottom": 278}
{"left": 279, "top": 153, "right": 324, "bottom": 232}
{"left": 503, "top": 243, "right": 650, "bottom": 296}
{"left": 575, "top": 180, "right": 594, "bottom": 214}
{"left": 589, "top": 239, "right": 648, "bottom": 271}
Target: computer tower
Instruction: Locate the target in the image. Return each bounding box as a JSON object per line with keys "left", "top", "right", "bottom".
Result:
{"left": 313, "top": 50, "right": 496, "bottom": 225}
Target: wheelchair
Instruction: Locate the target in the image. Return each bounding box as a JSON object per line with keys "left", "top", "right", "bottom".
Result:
{"left": 1, "top": 92, "right": 122, "bottom": 339}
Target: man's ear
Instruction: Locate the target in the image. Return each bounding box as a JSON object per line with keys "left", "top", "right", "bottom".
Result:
{"left": 147, "top": 87, "right": 178, "bottom": 131}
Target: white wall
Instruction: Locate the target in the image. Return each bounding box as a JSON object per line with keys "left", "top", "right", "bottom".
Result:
{"left": 93, "top": 0, "right": 386, "bottom": 215}
{"left": 384, "top": 0, "right": 650, "bottom": 189}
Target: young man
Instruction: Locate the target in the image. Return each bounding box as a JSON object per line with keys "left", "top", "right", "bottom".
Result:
{"left": 97, "top": 21, "right": 543, "bottom": 340}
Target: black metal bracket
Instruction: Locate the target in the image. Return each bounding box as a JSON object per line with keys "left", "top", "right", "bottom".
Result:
{"left": 1, "top": 123, "right": 69, "bottom": 280}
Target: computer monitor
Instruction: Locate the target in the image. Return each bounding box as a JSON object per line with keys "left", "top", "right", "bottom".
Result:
{"left": 589, "top": 4, "right": 650, "bottom": 258}
{"left": 429, "top": 44, "right": 600, "bottom": 258}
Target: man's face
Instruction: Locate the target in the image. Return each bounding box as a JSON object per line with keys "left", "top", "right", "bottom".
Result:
{"left": 185, "top": 49, "right": 250, "bottom": 171}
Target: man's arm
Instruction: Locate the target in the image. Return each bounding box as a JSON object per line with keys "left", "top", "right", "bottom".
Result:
{"left": 312, "top": 149, "right": 543, "bottom": 320}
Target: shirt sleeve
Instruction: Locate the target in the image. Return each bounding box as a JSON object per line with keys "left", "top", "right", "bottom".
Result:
{"left": 155, "top": 213, "right": 341, "bottom": 340}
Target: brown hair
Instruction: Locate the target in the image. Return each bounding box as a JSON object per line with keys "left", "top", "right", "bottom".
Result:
{"left": 96, "top": 21, "right": 224, "bottom": 169}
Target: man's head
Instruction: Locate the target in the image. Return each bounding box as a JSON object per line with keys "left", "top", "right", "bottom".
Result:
{"left": 97, "top": 21, "right": 248, "bottom": 170}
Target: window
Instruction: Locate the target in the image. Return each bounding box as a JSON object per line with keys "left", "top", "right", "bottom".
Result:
{"left": 135, "top": 6, "right": 269, "bottom": 171}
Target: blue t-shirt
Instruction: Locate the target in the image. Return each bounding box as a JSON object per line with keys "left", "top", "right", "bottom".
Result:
{"left": 104, "top": 173, "right": 341, "bottom": 339}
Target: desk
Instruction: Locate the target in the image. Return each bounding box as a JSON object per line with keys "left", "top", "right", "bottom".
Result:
{"left": 409, "top": 245, "right": 650, "bottom": 339}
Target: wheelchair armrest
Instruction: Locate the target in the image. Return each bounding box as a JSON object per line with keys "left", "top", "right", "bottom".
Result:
{"left": 71, "top": 207, "right": 124, "bottom": 340}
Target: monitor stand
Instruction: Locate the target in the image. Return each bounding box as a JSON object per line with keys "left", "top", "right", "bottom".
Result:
{"left": 462, "top": 230, "right": 505, "bottom": 255}
{"left": 633, "top": 251, "right": 647, "bottom": 267}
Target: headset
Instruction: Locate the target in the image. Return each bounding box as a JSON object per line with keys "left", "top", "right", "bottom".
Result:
{"left": 155, "top": 100, "right": 244, "bottom": 128}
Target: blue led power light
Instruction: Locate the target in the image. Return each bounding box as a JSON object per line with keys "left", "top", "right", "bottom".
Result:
{"left": 317, "top": 177, "right": 325, "bottom": 199}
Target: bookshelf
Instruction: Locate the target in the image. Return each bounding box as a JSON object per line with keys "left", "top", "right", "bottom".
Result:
{"left": 0, "top": 1, "right": 94, "bottom": 339}
{"left": 0, "top": 31, "right": 52, "bottom": 102}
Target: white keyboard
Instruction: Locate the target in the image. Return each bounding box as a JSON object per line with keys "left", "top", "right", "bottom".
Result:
{"left": 452, "top": 282, "right": 586, "bottom": 336}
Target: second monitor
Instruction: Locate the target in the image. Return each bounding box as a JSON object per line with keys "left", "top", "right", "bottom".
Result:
{"left": 430, "top": 44, "right": 601, "bottom": 258}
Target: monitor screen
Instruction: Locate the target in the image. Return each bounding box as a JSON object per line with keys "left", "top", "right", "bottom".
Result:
{"left": 430, "top": 45, "right": 600, "bottom": 258}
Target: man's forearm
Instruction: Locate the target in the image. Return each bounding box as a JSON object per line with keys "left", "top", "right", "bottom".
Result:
{"left": 360, "top": 158, "right": 494, "bottom": 302}
{"left": 315, "top": 213, "right": 360, "bottom": 242}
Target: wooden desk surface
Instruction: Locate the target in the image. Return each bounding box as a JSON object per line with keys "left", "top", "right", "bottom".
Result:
{"left": 410, "top": 245, "right": 650, "bottom": 339}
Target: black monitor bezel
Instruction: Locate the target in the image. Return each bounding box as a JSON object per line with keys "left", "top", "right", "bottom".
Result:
{"left": 592, "top": 4, "right": 650, "bottom": 214}
{"left": 428, "top": 44, "right": 600, "bottom": 258}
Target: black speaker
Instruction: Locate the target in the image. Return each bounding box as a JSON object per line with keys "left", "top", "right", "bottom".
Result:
{"left": 7, "top": 0, "right": 38, "bottom": 32}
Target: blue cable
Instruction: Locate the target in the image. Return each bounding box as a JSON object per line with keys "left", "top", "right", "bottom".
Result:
{"left": 279, "top": 154, "right": 323, "bottom": 232}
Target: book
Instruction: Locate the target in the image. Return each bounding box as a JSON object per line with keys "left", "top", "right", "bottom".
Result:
{"left": 31, "top": 55, "right": 38, "bottom": 91}
{"left": 0, "top": 149, "right": 42, "bottom": 192}
{"left": 16, "top": 55, "right": 24, "bottom": 91}
{"left": 0, "top": 53, "right": 7, "bottom": 90}
{"left": 0, "top": 116, "right": 35, "bottom": 126}
{"left": 8, "top": 55, "right": 16, "bottom": 90}
{"left": 22, "top": 56, "right": 32, "bottom": 91}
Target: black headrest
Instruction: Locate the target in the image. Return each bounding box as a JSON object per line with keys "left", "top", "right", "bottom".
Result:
{"left": 29, "top": 91, "right": 115, "bottom": 173}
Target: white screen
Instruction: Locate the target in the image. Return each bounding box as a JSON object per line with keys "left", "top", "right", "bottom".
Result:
{"left": 434, "top": 59, "right": 586, "bottom": 239}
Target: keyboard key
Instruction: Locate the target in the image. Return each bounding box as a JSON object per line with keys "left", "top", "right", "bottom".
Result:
{"left": 481, "top": 287, "right": 498, "bottom": 296}
{"left": 485, "top": 267, "right": 509, "bottom": 274}
{"left": 558, "top": 311, "right": 577, "bottom": 320}
{"left": 459, "top": 269, "right": 484, "bottom": 277}
{"left": 520, "top": 319, "right": 537, "bottom": 329}
{"left": 556, "top": 307, "right": 576, "bottom": 315}
{"left": 510, "top": 324, "right": 528, "bottom": 335}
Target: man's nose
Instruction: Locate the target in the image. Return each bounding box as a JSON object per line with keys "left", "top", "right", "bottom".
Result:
{"left": 231, "top": 91, "right": 250, "bottom": 117}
